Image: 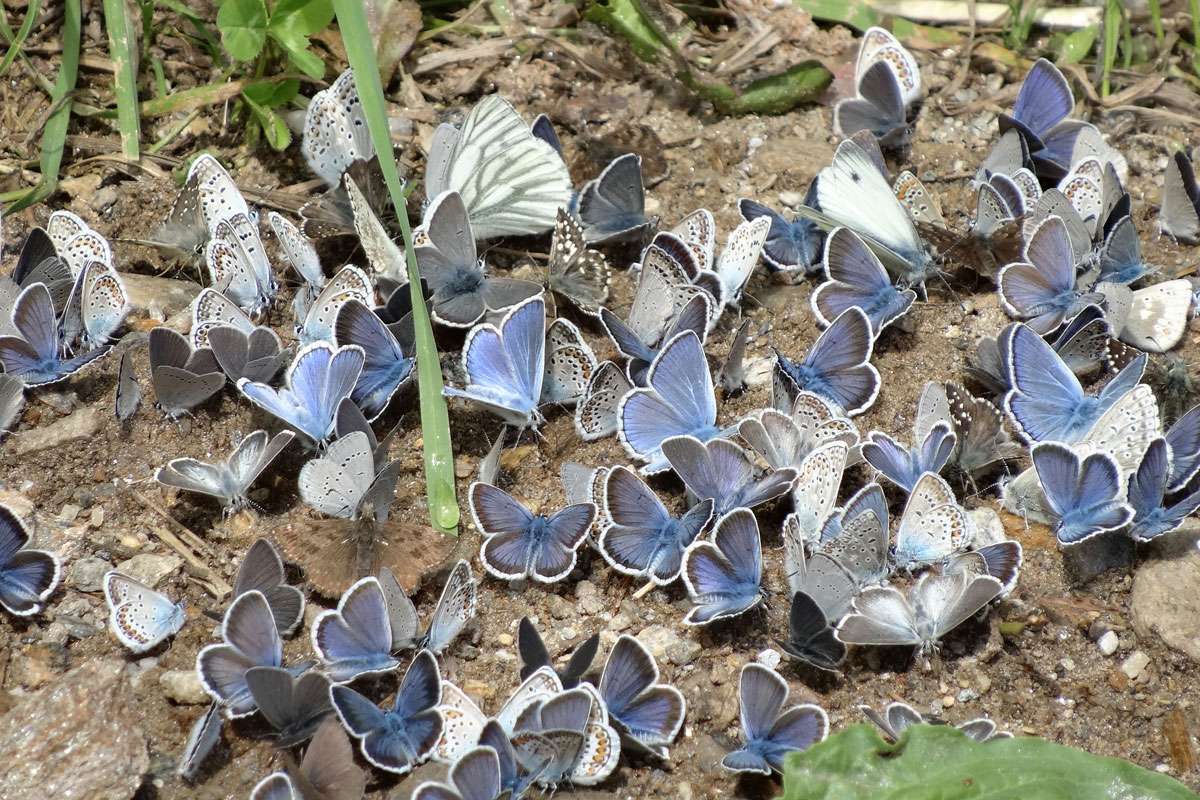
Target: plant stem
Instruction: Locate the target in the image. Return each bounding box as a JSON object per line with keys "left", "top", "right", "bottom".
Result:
{"left": 332, "top": 0, "right": 460, "bottom": 534}
{"left": 0, "top": 0, "right": 41, "bottom": 77}
{"left": 104, "top": 0, "right": 141, "bottom": 160}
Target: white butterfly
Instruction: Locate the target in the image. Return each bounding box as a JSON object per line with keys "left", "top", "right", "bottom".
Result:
{"left": 425, "top": 95, "right": 572, "bottom": 240}
{"left": 104, "top": 570, "right": 186, "bottom": 653}
{"left": 1097, "top": 279, "right": 1193, "bottom": 353}
{"left": 206, "top": 213, "right": 277, "bottom": 316}
{"left": 268, "top": 211, "right": 324, "bottom": 297}
{"left": 789, "top": 440, "right": 850, "bottom": 545}
{"left": 301, "top": 69, "right": 373, "bottom": 188}
{"left": 542, "top": 317, "right": 597, "bottom": 407}
{"left": 694, "top": 216, "right": 771, "bottom": 310}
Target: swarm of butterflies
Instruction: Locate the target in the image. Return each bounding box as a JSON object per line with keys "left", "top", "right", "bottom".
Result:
{"left": 3, "top": 26, "right": 1200, "bottom": 797}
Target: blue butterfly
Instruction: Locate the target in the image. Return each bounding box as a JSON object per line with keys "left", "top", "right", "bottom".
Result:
{"left": 443, "top": 296, "right": 547, "bottom": 429}
{"left": 413, "top": 745, "right": 505, "bottom": 800}
{"left": 1004, "top": 322, "right": 1146, "bottom": 443}
{"left": 681, "top": 508, "right": 764, "bottom": 625}
{"left": 618, "top": 329, "right": 721, "bottom": 474}
{"left": 889, "top": 472, "right": 969, "bottom": 571}
{"left": 0, "top": 282, "right": 110, "bottom": 386}
{"left": 1095, "top": 216, "right": 1150, "bottom": 285}
{"left": 998, "top": 58, "right": 1097, "bottom": 182}
{"left": 998, "top": 215, "right": 1103, "bottom": 335}
{"left": 530, "top": 113, "right": 563, "bottom": 155}
{"left": 0, "top": 503, "right": 60, "bottom": 616}
{"left": 1031, "top": 442, "right": 1134, "bottom": 545}
{"left": 469, "top": 482, "right": 595, "bottom": 583}
{"left": 1166, "top": 404, "right": 1200, "bottom": 492}
{"left": 773, "top": 307, "right": 881, "bottom": 417}
{"left": 478, "top": 718, "right": 546, "bottom": 800}
{"left": 833, "top": 60, "right": 909, "bottom": 151}
{"left": 721, "top": 663, "right": 828, "bottom": 774}
{"left": 330, "top": 650, "right": 443, "bottom": 775}
{"left": 238, "top": 342, "right": 365, "bottom": 448}
{"left": 244, "top": 667, "right": 332, "bottom": 748}
{"left": 577, "top": 153, "right": 655, "bottom": 244}
{"left": 600, "top": 292, "right": 710, "bottom": 386}
{"left": 812, "top": 227, "right": 915, "bottom": 339}
{"left": 196, "top": 590, "right": 289, "bottom": 718}
{"left": 596, "top": 465, "right": 713, "bottom": 585}
{"left": 334, "top": 299, "right": 415, "bottom": 420}
{"left": 598, "top": 635, "right": 686, "bottom": 758}
{"left": 737, "top": 192, "right": 824, "bottom": 274}
{"left": 661, "top": 435, "right": 797, "bottom": 516}
{"left": 1126, "top": 438, "right": 1200, "bottom": 542}
{"left": 312, "top": 577, "right": 400, "bottom": 684}
{"left": 861, "top": 420, "right": 956, "bottom": 493}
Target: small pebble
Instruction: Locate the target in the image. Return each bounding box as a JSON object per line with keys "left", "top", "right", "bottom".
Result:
{"left": 159, "top": 669, "right": 209, "bottom": 705}
{"left": 755, "top": 649, "right": 781, "bottom": 669}
{"left": 1120, "top": 651, "right": 1150, "bottom": 680}
{"left": 778, "top": 190, "right": 804, "bottom": 208}
{"left": 497, "top": 633, "right": 513, "bottom": 647}
{"left": 1098, "top": 630, "right": 1119, "bottom": 656}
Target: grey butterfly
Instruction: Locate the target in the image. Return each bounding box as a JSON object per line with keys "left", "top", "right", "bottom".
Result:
{"left": 782, "top": 512, "right": 858, "bottom": 622}
{"left": 546, "top": 209, "right": 611, "bottom": 317}
{"left": 298, "top": 431, "right": 400, "bottom": 521}
{"left": 155, "top": 430, "right": 295, "bottom": 514}
{"left": 378, "top": 559, "right": 477, "bottom": 654}
{"left": 0, "top": 373, "right": 25, "bottom": 439}
{"left": 574, "top": 361, "right": 633, "bottom": 442}
{"left": 207, "top": 324, "right": 287, "bottom": 385}
{"left": 148, "top": 327, "right": 225, "bottom": 419}
{"left": 234, "top": 538, "right": 306, "bottom": 636}
{"left": 114, "top": 346, "right": 141, "bottom": 422}
{"left": 177, "top": 702, "right": 222, "bottom": 782}
{"left": 542, "top": 317, "right": 597, "bottom": 407}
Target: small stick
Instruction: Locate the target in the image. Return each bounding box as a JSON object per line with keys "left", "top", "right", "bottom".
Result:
{"left": 133, "top": 490, "right": 214, "bottom": 557}
{"left": 150, "top": 525, "right": 231, "bottom": 599}
{"left": 632, "top": 580, "right": 656, "bottom": 600}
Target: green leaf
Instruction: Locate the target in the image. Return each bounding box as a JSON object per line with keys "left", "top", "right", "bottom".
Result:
{"left": 272, "top": 0, "right": 334, "bottom": 35}
{"left": 790, "top": 0, "right": 879, "bottom": 30}
{"left": 783, "top": 724, "right": 1197, "bottom": 800}
{"left": 216, "top": 0, "right": 268, "bottom": 61}
{"left": 242, "top": 77, "right": 299, "bottom": 107}
{"left": 269, "top": 30, "right": 325, "bottom": 78}
{"left": 584, "top": 0, "right": 670, "bottom": 63}
{"left": 241, "top": 91, "right": 291, "bottom": 150}
{"left": 1058, "top": 25, "right": 1098, "bottom": 65}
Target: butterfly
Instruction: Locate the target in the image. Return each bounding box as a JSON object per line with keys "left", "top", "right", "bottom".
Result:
{"left": 412, "top": 745, "right": 508, "bottom": 800}
{"left": 692, "top": 216, "right": 772, "bottom": 311}
{"left": 245, "top": 667, "right": 333, "bottom": 748}
{"left": 0, "top": 503, "right": 60, "bottom": 616}
{"left": 268, "top": 211, "right": 325, "bottom": 304}
{"left": 233, "top": 538, "right": 305, "bottom": 636}
{"left": 294, "top": 265, "right": 373, "bottom": 346}
{"left": 836, "top": 571, "right": 1004, "bottom": 654}
{"left": 942, "top": 540, "right": 1024, "bottom": 594}
{"left": 470, "top": 482, "right": 595, "bottom": 583}
{"left": 669, "top": 208, "right": 718, "bottom": 273}
{"left": 545, "top": 209, "right": 610, "bottom": 317}
{"left": 434, "top": 668, "right": 562, "bottom": 762}
{"left": 1097, "top": 278, "right": 1193, "bottom": 354}
{"left": 333, "top": 299, "right": 415, "bottom": 420}
{"left": 1031, "top": 442, "right": 1134, "bottom": 546}
{"left": 574, "top": 361, "right": 633, "bottom": 442}
{"left": 601, "top": 292, "right": 711, "bottom": 387}
{"left": 861, "top": 701, "right": 1011, "bottom": 743}
{"left": 1126, "top": 438, "right": 1200, "bottom": 542}
{"left": 774, "top": 307, "right": 880, "bottom": 417}
{"left": 177, "top": 703, "right": 222, "bottom": 783}
{"left": 239, "top": 342, "right": 366, "bottom": 448}
{"left": 190, "top": 287, "right": 256, "bottom": 349}
{"left": 0, "top": 282, "right": 110, "bottom": 387}
{"left": 1094, "top": 216, "right": 1150, "bottom": 286}
{"left": 417, "top": 190, "right": 542, "bottom": 328}
{"left": 926, "top": 382, "right": 1023, "bottom": 481}
{"left": 207, "top": 323, "right": 286, "bottom": 385}
{"left": 802, "top": 139, "right": 934, "bottom": 292}
{"left": 330, "top": 650, "right": 444, "bottom": 774}
{"left": 425, "top": 95, "right": 572, "bottom": 240}
{"left": 577, "top": 153, "right": 656, "bottom": 243}
{"left": 889, "top": 472, "right": 969, "bottom": 572}
{"left": 1158, "top": 149, "right": 1200, "bottom": 244}
{"left": 737, "top": 194, "right": 824, "bottom": 274}
{"left": 1004, "top": 322, "right": 1147, "bottom": 444}
{"left": 517, "top": 616, "right": 600, "bottom": 689}
{"left": 596, "top": 465, "right": 713, "bottom": 585}
{"left": 681, "top": 508, "right": 764, "bottom": 625}
{"left": 812, "top": 227, "right": 915, "bottom": 339}
{"left": 298, "top": 430, "right": 401, "bottom": 521}
{"left": 155, "top": 430, "right": 295, "bottom": 514}
{"left": 834, "top": 60, "right": 909, "bottom": 151}
{"left": 541, "top": 317, "right": 597, "bottom": 407}
{"left": 1165, "top": 404, "right": 1200, "bottom": 492}
{"left": 380, "top": 559, "right": 477, "bottom": 654}
{"left": 58, "top": 259, "right": 129, "bottom": 351}
{"left": 249, "top": 717, "right": 366, "bottom": 800}
{"left": 103, "top": 569, "right": 185, "bottom": 653}
{"left": 814, "top": 480, "right": 889, "bottom": 588}
{"left": 974, "top": 128, "right": 1031, "bottom": 188}
{"left": 739, "top": 391, "right": 860, "bottom": 471}
{"left": 618, "top": 330, "right": 722, "bottom": 474}
{"left": 313, "top": 577, "right": 402, "bottom": 683}
{"left": 782, "top": 515, "right": 858, "bottom": 624}
{"left": 111, "top": 346, "right": 140, "bottom": 422}
{"left": 598, "top": 635, "right": 685, "bottom": 758}
{"left": 998, "top": 216, "right": 1104, "bottom": 335}
{"left": 661, "top": 435, "right": 797, "bottom": 517}
{"left": 856, "top": 26, "right": 922, "bottom": 106}
{"left": 721, "top": 663, "right": 828, "bottom": 774}
{"left": 861, "top": 421, "right": 956, "bottom": 493}
{"left": 196, "top": 589, "right": 288, "bottom": 717}
{"left": 998, "top": 58, "right": 1098, "bottom": 182}
{"left": 787, "top": 441, "right": 851, "bottom": 547}
{"left": 780, "top": 590, "right": 848, "bottom": 672}
{"left": 0, "top": 374, "right": 23, "bottom": 439}
{"left": 6, "top": 226, "right": 73, "bottom": 314}
{"left": 148, "top": 326, "right": 225, "bottom": 419}
{"left": 301, "top": 69, "right": 373, "bottom": 189}
{"left": 509, "top": 685, "right": 621, "bottom": 786}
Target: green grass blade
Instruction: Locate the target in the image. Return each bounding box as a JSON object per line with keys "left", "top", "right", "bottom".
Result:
{"left": 0, "top": 0, "right": 41, "bottom": 77}
{"left": 333, "top": 0, "right": 460, "bottom": 534}
{"left": 104, "top": 0, "right": 141, "bottom": 159}
{"left": 6, "top": 0, "right": 80, "bottom": 213}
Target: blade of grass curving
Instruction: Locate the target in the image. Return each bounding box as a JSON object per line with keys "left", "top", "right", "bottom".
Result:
{"left": 333, "top": 0, "right": 460, "bottom": 534}
{"left": 0, "top": 0, "right": 41, "bottom": 77}
{"left": 6, "top": 0, "right": 80, "bottom": 213}
{"left": 104, "top": 0, "right": 141, "bottom": 159}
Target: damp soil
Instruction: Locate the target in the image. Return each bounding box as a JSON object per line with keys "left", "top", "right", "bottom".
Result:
{"left": 1, "top": 10, "right": 1199, "bottom": 800}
